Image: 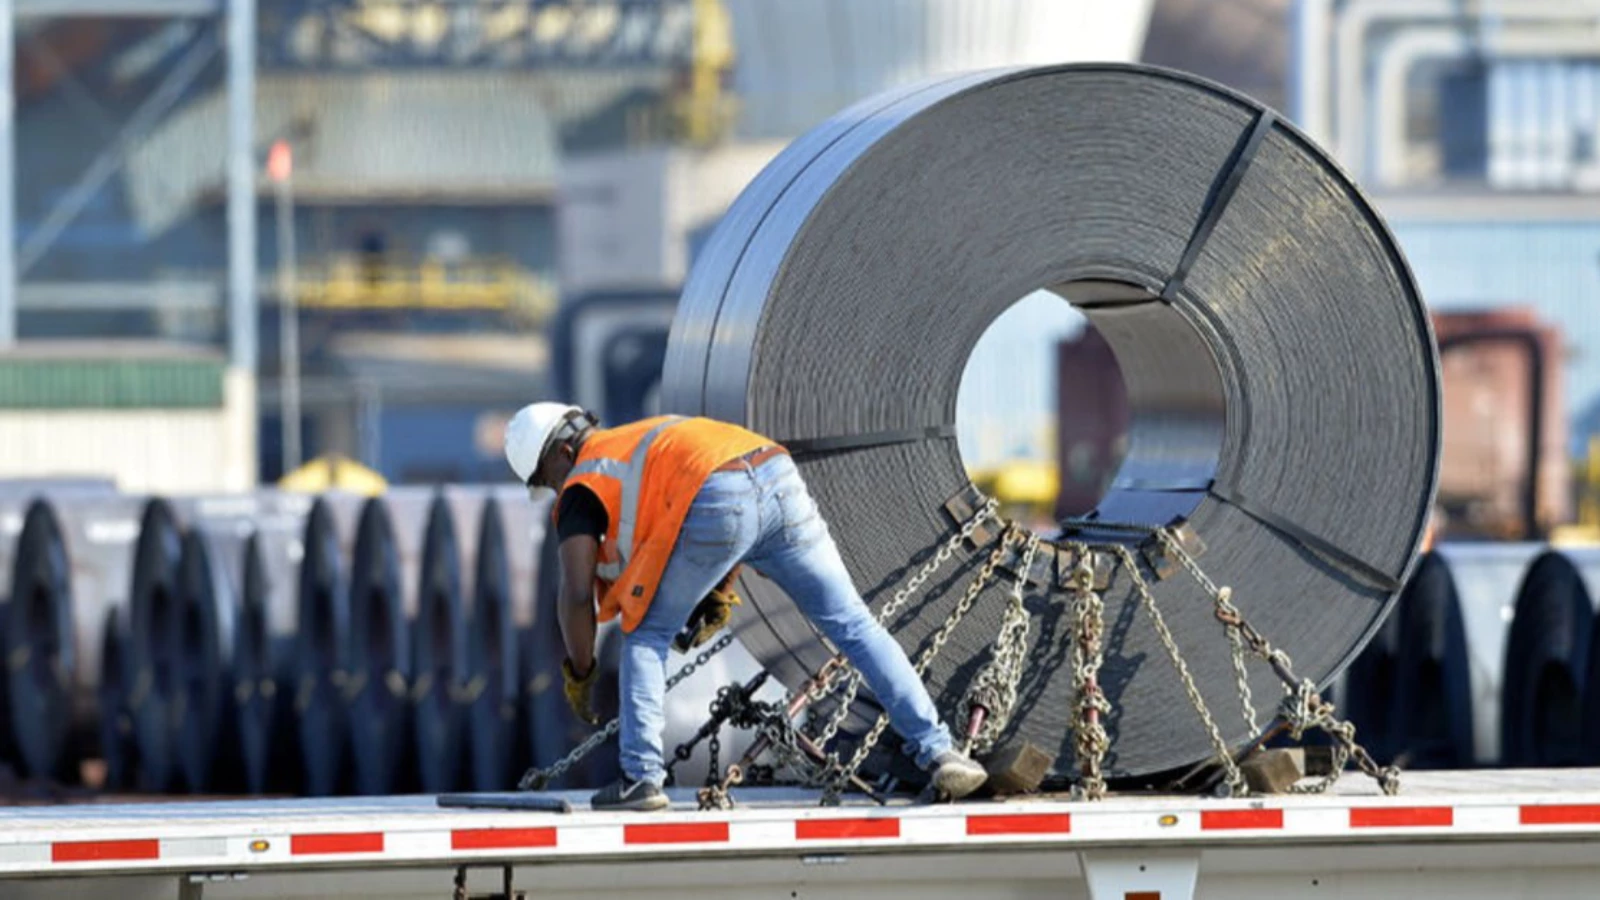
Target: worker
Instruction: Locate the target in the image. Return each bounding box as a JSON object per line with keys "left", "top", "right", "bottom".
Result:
{"left": 505, "top": 403, "right": 989, "bottom": 812}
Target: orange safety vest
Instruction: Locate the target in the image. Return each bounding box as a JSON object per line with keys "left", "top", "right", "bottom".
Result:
{"left": 555, "top": 415, "right": 775, "bottom": 632}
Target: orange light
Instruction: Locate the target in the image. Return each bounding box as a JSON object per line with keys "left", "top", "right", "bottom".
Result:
{"left": 266, "top": 140, "right": 293, "bottom": 183}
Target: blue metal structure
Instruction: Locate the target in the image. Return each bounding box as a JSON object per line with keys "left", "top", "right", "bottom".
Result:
{"left": 0, "top": 0, "right": 703, "bottom": 483}
{"left": 1389, "top": 217, "right": 1600, "bottom": 432}
{"left": 3, "top": 0, "right": 697, "bottom": 346}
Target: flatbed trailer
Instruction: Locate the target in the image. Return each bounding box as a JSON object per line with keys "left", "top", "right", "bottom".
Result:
{"left": 3, "top": 771, "right": 1600, "bottom": 899}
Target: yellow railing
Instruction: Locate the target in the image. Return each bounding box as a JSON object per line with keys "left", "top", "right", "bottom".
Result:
{"left": 289, "top": 257, "right": 558, "bottom": 323}
{"left": 625, "top": 93, "right": 742, "bottom": 148}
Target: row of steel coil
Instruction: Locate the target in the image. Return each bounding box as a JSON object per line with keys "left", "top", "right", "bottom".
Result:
{"left": 1341, "top": 543, "right": 1600, "bottom": 770}
{"left": 7, "top": 479, "right": 1589, "bottom": 795}
{"left": 0, "top": 483, "right": 761, "bottom": 798}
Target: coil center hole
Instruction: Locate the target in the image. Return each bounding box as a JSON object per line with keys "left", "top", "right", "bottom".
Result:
{"left": 956, "top": 280, "right": 1227, "bottom": 535}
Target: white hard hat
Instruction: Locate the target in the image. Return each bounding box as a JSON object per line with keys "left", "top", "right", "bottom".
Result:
{"left": 504, "top": 402, "right": 586, "bottom": 487}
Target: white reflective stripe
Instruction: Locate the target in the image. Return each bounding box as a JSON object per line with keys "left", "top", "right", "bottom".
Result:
{"left": 572, "top": 417, "right": 686, "bottom": 582}
{"left": 571, "top": 458, "right": 625, "bottom": 479}
{"left": 612, "top": 417, "right": 685, "bottom": 570}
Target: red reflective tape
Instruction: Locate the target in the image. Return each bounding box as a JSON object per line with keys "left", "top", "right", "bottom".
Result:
{"left": 966, "top": 813, "right": 1072, "bottom": 836}
{"left": 796, "top": 818, "right": 900, "bottom": 840}
{"left": 1521, "top": 804, "right": 1600, "bottom": 826}
{"left": 1349, "top": 807, "right": 1453, "bottom": 828}
{"left": 291, "top": 832, "right": 385, "bottom": 855}
{"left": 451, "top": 828, "right": 559, "bottom": 850}
{"left": 51, "top": 839, "right": 160, "bottom": 863}
{"left": 1201, "top": 808, "right": 1284, "bottom": 831}
{"left": 623, "top": 822, "right": 730, "bottom": 845}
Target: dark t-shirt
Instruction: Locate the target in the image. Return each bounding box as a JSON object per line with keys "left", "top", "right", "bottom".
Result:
{"left": 555, "top": 484, "right": 608, "bottom": 542}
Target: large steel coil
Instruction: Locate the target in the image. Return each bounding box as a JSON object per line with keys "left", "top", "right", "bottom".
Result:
{"left": 94, "top": 606, "right": 134, "bottom": 791}
{"left": 5, "top": 492, "right": 142, "bottom": 782}
{"left": 241, "top": 496, "right": 312, "bottom": 795}
{"left": 661, "top": 64, "right": 1439, "bottom": 779}
{"left": 524, "top": 525, "right": 608, "bottom": 789}
{"left": 1433, "top": 542, "right": 1541, "bottom": 767}
{"left": 126, "top": 498, "right": 188, "bottom": 792}
{"left": 1582, "top": 599, "right": 1600, "bottom": 765}
{"left": 342, "top": 494, "right": 410, "bottom": 795}
{"left": 0, "top": 489, "right": 32, "bottom": 594}
{"left": 0, "top": 490, "right": 34, "bottom": 764}
{"left": 174, "top": 517, "right": 243, "bottom": 792}
{"left": 1501, "top": 548, "right": 1600, "bottom": 768}
{"left": 1338, "top": 595, "right": 1402, "bottom": 765}
{"left": 296, "top": 493, "right": 362, "bottom": 795}
{"left": 465, "top": 488, "right": 542, "bottom": 790}
{"left": 171, "top": 493, "right": 305, "bottom": 793}
{"left": 227, "top": 532, "right": 270, "bottom": 793}
{"left": 1390, "top": 551, "right": 1476, "bottom": 769}
{"left": 505, "top": 492, "right": 572, "bottom": 786}
{"left": 412, "top": 486, "right": 480, "bottom": 793}
{"left": 343, "top": 487, "right": 435, "bottom": 795}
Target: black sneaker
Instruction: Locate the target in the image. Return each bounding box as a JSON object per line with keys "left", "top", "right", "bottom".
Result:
{"left": 590, "top": 778, "right": 670, "bottom": 812}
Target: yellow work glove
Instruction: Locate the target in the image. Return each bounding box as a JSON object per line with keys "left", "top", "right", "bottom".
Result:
{"left": 674, "top": 569, "right": 744, "bottom": 653}
{"left": 561, "top": 658, "right": 600, "bottom": 725}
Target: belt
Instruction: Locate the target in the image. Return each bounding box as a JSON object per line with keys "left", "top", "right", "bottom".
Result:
{"left": 715, "top": 445, "right": 787, "bottom": 472}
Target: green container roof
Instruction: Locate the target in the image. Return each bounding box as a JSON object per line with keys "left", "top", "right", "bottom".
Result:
{"left": 0, "top": 356, "right": 224, "bottom": 409}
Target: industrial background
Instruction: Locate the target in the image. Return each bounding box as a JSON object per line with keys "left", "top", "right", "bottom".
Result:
{"left": 2, "top": 0, "right": 1589, "bottom": 540}
{"left": 0, "top": 0, "right": 1597, "bottom": 799}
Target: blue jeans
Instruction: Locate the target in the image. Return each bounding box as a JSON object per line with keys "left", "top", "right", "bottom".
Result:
{"left": 619, "top": 453, "right": 955, "bottom": 786}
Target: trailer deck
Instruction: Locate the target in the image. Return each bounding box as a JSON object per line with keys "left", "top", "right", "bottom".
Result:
{"left": 4, "top": 770, "right": 1600, "bottom": 898}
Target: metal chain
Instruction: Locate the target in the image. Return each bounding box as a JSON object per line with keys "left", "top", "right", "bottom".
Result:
{"left": 518, "top": 720, "right": 619, "bottom": 792}
{"left": 1113, "top": 545, "right": 1247, "bottom": 798}
{"left": 820, "top": 527, "right": 1018, "bottom": 804}
{"left": 1155, "top": 527, "right": 1400, "bottom": 796}
{"left": 514, "top": 491, "right": 1003, "bottom": 798}
{"left": 1068, "top": 547, "right": 1111, "bottom": 801}
{"left": 963, "top": 533, "right": 1042, "bottom": 756}
{"left": 692, "top": 675, "right": 798, "bottom": 809}
{"left": 760, "top": 714, "right": 823, "bottom": 785}
{"left": 1154, "top": 529, "right": 1261, "bottom": 735}
{"left": 1282, "top": 680, "right": 1401, "bottom": 795}
{"left": 876, "top": 498, "right": 1004, "bottom": 626}
{"left": 807, "top": 498, "right": 1002, "bottom": 751}
{"left": 651, "top": 501, "right": 1396, "bottom": 809}
{"left": 517, "top": 631, "right": 737, "bottom": 791}
{"left": 811, "top": 665, "right": 864, "bottom": 752}
{"left": 705, "top": 717, "right": 723, "bottom": 790}
{"left": 1217, "top": 587, "right": 1261, "bottom": 736}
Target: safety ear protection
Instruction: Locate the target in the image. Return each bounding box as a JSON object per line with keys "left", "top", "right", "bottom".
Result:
{"left": 544, "top": 409, "right": 599, "bottom": 459}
